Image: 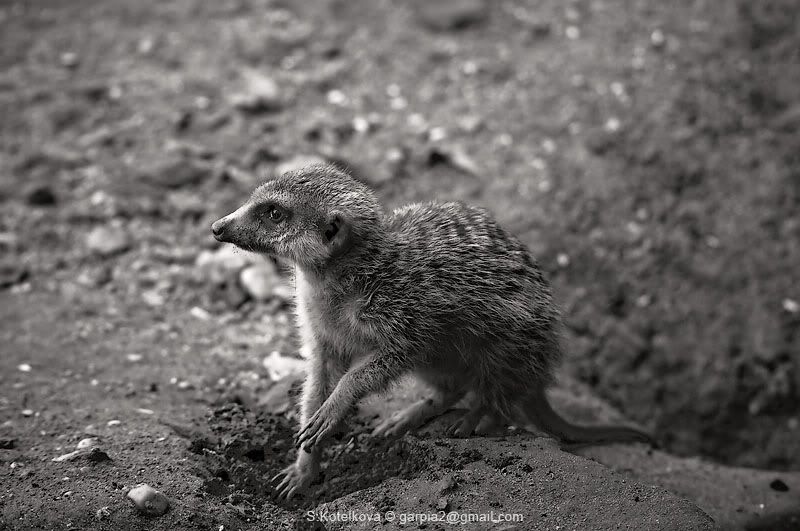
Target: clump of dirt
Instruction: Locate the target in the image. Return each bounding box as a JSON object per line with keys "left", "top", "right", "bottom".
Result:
{"left": 189, "top": 403, "right": 432, "bottom": 510}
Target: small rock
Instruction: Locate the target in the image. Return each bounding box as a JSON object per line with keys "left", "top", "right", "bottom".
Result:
{"left": 0, "top": 438, "right": 16, "bottom": 450}
{"left": 0, "top": 263, "right": 29, "bottom": 289}
{"left": 565, "top": 25, "right": 580, "bottom": 39}
{"left": 60, "top": 52, "right": 79, "bottom": 68}
{"left": 126, "top": 353, "right": 143, "bottom": 363}
{"left": 17, "top": 363, "right": 31, "bottom": 372}
{"left": 195, "top": 246, "right": 255, "bottom": 285}
{"left": 436, "top": 496, "right": 450, "bottom": 511}
{"left": 127, "top": 484, "right": 170, "bottom": 516}
{"left": 257, "top": 372, "right": 304, "bottom": 414}
{"left": 275, "top": 154, "right": 327, "bottom": 176}
{"left": 95, "top": 506, "right": 111, "bottom": 521}
{"left": 26, "top": 185, "right": 57, "bottom": 206}
{"left": 107, "top": 420, "right": 121, "bottom": 427}
{"left": 76, "top": 437, "right": 100, "bottom": 450}
{"left": 262, "top": 351, "right": 306, "bottom": 381}
{"left": 86, "top": 226, "right": 130, "bottom": 257}
{"left": 782, "top": 298, "right": 799, "bottom": 314}
{"left": 650, "top": 29, "right": 666, "bottom": 49}
{"left": 437, "top": 474, "right": 457, "bottom": 493}
{"left": 142, "top": 289, "right": 165, "bottom": 307}
{"left": 326, "top": 89, "right": 347, "bottom": 105}
{"left": 53, "top": 450, "right": 84, "bottom": 462}
{"left": 770, "top": 479, "right": 789, "bottom": 492}
{"left": 458, "top": 115, "right": 483, "bottom": 133}
{"left": 239, "top": 262, "right": 280, "bottom": 301}
{"left": 190, "top": 306, "right": 212, "bottom": 320}
{"left": 21, "top": 409, "right": 34, "bottom": 417}
{"left": 230, "top": 70, "right": 283, "bottom": 112}
{"left": 138, "top": 156, "right": 213, "bottom": 189}
{"left": 77, "top": 265, "right": 113, "bottom": 288}
{"left": 416, "top": 0, "right": 488, "bottom": 31}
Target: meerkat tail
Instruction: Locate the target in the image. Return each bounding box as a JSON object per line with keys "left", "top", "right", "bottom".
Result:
{"left": 524, "top": 387, "right": 655, "bottom": 446}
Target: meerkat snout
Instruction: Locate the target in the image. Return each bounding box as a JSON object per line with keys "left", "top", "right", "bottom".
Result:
{"left": 210, "top": 217, "right": 228, "bottom": 239}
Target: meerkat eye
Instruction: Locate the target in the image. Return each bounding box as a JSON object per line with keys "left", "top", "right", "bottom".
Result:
{"left": 266, "top": 205, "right": 284, "bottom": 222}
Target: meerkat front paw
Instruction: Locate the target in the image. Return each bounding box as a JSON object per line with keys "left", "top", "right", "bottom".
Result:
{"left": 272, "top": 456, "right": 319, "bottom": 500}
{"left": 296, "top": 406, "right": 338, "bottom": 450}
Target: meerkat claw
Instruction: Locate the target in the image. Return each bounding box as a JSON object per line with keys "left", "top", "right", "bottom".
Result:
{"left": 271, "top": 464, "right": 311, "bottom": 501}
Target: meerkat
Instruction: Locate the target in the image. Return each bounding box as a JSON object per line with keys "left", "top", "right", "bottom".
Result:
{"left": 211, "top": 163, "right": 653, "bottom": 500}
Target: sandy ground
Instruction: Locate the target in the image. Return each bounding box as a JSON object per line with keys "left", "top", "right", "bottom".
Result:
{"left": 1, "top": 0, "right": 799, "bottom": 528}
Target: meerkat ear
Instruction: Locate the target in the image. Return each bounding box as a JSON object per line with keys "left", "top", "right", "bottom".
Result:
{"left": 324, "top": 210, "right": 353, "bottom": 256}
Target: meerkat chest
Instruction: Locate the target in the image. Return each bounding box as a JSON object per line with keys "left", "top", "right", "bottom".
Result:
{"left": 294, "top": 268, "right": 372, "bottom": 358}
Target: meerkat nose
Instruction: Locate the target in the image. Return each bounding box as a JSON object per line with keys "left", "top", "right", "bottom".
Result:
{"left": 211, "top": 218, "right": 228, "bottom": 240}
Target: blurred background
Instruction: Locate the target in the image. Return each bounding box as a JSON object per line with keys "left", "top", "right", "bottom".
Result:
{"left": 1, "top": 0, "right": 798, "bottom": 526}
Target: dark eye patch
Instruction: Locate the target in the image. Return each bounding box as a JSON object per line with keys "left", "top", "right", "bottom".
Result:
{"left": 253, "top": 202, "right": 289, "bottom": 223}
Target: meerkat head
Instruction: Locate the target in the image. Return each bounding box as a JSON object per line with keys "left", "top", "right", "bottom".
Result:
{"left": 211, "top": 164, "right": 383, "bottom": 267}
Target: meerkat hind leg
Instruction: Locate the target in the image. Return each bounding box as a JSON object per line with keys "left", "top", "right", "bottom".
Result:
{"left": 372, "top": 387, "right": 462, "bottom": 437}
{"left": 474, "top": 413, "right": 505, "bottom": 436}
{"left": 447, "top": 406, "right": 486, "bottom": 437}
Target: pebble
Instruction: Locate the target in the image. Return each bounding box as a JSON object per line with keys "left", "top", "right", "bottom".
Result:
{"left": 458, "top": 115, "right": 483, "bottom": 133}
{"left": 239, "top": 262, "right": 280, "bottom": 301}
{"left": 257, "top": 372, "right": 304, "bottom": 414}
{"left": 76, "top": 265, "right": 113, "bottom": 288}
{"left": 230, "top": 70, "right": 283, "bottom": 112}
{"left": 76, "top": 437, "right": 100, "bottom": 450}
{"left": 416, "top": 0, "right": 488, "bottom": 31}
{"left": 52, "top": 449, "right": 84, "bottom": 462}
{"left": 782, "top": 299, "right": 799, "bottom": 314}
{"left": 21, "top": 409, "right": 34, "bottom": 417}
{"left": 651, "top": 29, "right": 666, "bottom": 48}
{"left": 107, "top": 420, "right": 121, "bottom": 427}
{"left": 142, "top": 289, "right": 165, "bottom": 307}
{"left": 127, "top": 484, "right": 170, "bottom": 516}
{"left": 770, "top": 479, "right": 789, "bottom": 492}
{"left": 17, "top": 363, "right": 31, "bottom": 372}
{"left": 95, "top": 506, "right": 111, "bottom": 521}
{"left": 190, "top": 306, "right": 212, "bottom": 320}
{"left": 86, "top": 226, "right": 130, "bottom": 257}
{"left": 195, "top": 246, "right": 254, "bottom": 285}
{"left": 0, "top": 264, "right": 28, "bottom": 289}
{"left": 262, "top": 350, "right": 306, "bottom": 381}
{"left": 565, "top": 26, "right": 581, "bottom": 40}
{"left": 326, "top": 89, "right": 347, "bottom": 106}
{"left": 437, "top": 474, "right": 458, "bottom": 493}
{"left": 25, "top": 185, "right": 57, "bottom": 206}
{"left": 60, "top": 52, "right": 79, "bottom": 68}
